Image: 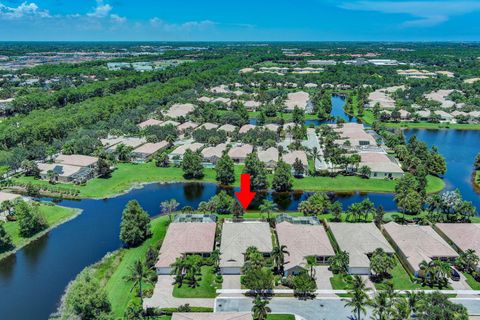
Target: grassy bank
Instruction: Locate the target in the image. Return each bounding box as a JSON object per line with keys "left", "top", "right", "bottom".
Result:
{"left": 13, "top": 162, "right": 445, "bottom": 199}
{"left": 0, "top": 203, "right": 79, "bottom": 260}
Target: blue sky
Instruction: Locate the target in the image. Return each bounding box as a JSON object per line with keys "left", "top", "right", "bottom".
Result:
{"left": 0, "top": 0, "right": 479, "bottom": 41}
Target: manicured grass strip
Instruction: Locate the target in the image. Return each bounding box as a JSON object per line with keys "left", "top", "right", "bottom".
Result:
{"left": 13, "top": 162, "right": 445, "bottom": 199}
{"left": 330, "top": 274, "right": 353, "bottom": 290}
{"left": 463, "top": 272, "right": 480, "bottom": 290}
{"left": 105, "top": 216, "right": 170, "bottom": 318}
{"left": 374, "top": 256, "right": 452, "bottom": 290}
{"left": 384, "top": 122, "right": 480, "bottom": 130}
{"left": 0, "top": 203, "right": 79, "bottom": 259}
{"left": 268, "top": 315, "right": 296, "bottom": 320}
{"left": 172, "top": 266, "right": 219, "bottom": 298}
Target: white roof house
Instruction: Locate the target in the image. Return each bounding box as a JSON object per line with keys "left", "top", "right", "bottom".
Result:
{"left": 239, "top": 124, "right": 256, "bottom": 134}
{"left": 105, "top": 137, "right": 147, "bottom": 151}
{"left": 276, "top": 221, "right": 335, "bottom": 275}
{"left": 282, "top": 150, "right": 308, "bottom": 168}
{"left": 138, "top": 118, "right": 163, "bottom": 129}
{"left": 164, "top": 103, "right": 196, "bottom": 119}
{"left": 257, "top": 147, "right": 279, "bottom": 168}
{"left": 220, "top": 221, "right": 273, "bottom": 274}
{"left": 177, "top": 121, "right": 199, "bottom": 132}
{"left": 285, "top": 91, "right": 310, "bottom": 111}
{"left": 132, "top": 141, "right": 169, "bottom": 160}
{"left": 383, "top": 222, "right": 458, "bottom": 275}
{"left": 169, "top": 143, "right": 204, "bottom": 160}
{"left": 55, "top": 154, "right": 98, "bottom": 168}
{"left": 197, "top": 123, "right": 219, "bottom": 130}
{"left": 359, "top": 152, "right": 404, "bottom": 179}
{"left": 201, "top": 143, "right": 228, "bottom": 164}
{"left": 328, "top": 222, "right": 394, "bottom": 275}
{"left": 228, "top": 144, "right": 253, "bottom": 164}
{"left": 218, "top": 124, "right": 237, "bottom": 133}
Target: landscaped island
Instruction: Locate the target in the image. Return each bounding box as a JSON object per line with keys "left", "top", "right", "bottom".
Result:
{"left": 0, "top": 201, "right": 80, "bottom": 261}
{"left": 13, "top": 162, "right": 445, "bottom": 199}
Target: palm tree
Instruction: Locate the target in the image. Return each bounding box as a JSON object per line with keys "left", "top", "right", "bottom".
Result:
{"left": 47, "top": 170, "right": 59, "bottom": 184}
{"left": 161, "top": 199, "right": 180, "bottom": 222}
{"left": 393, "top": 297, "right": 412, "bottom": 320}
{"left": 252, "top": 295, "right": 271, "bottom": 320}
{"left": 371, "top": 291, "right": 392, "bottom": 320}
{"left": 419, "top": 259, "right": 450, "bottom": 288}
{"left": 305, "top": 256, "right": 317, "bottom": 278}
{"left": 329, "top": 250, "right": 349, "bottom": 274}
{"left": 343, "top": 275, "right": 371, "bottom": 320}
{"left": 210, "top": 249, "right": 221, "bottom": 273}
{"left": 171, "top": 256, "right": 187, "bottom": 285}
{"left": 0, "top": 200, "right": 13, "bottom": 216}
{"left": 116, "top": 143, "right": 133, "bottom": 162}
{"left": 123, "top": 260, "right": 152, "bottom": 305}
{"left": 258, "top": 199, "right": 278, "bottom": 220}
{"left": 271, "top": 245, "right": 289, "bottom": 274}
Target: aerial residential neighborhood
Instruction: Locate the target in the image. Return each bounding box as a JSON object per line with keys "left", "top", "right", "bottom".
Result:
{"left": 0, "top": 2, "right": 480, "bottom": 320}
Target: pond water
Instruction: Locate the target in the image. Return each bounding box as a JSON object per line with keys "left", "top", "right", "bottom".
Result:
{"left": 0, "top": 96, "right": 479, "bottom": 320}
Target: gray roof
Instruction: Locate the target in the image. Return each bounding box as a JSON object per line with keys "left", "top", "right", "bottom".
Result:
{"left": 328, "top": 222, "right": 394, "bottom": 269}
{"left": 220, "top": 222, "right": 272, "bottom": 268}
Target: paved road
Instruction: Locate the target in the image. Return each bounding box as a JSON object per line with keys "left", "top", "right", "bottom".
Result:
{"left": 216, "top": 296, "right": 372, "bottom": 320}
{"left": 303, "top": 128, "right": 328, "bottom": 170}
{"left": 216, "top": 297, "right": 480, "bottom": 320}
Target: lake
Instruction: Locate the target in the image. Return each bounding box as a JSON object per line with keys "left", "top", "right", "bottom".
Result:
{"left": 0, "top": 96, "right": 478, "bottom": 320}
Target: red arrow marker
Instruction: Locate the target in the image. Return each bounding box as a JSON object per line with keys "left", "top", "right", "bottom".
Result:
{"left": 235, "top": 174, "right": 256, "bottom": 210}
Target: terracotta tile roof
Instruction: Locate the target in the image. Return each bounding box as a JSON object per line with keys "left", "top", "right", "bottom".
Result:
{"left": 155, "top": 222, "right": 216, "bottom": 268}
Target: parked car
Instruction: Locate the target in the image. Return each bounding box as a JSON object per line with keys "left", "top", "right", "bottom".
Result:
{"left": 450, "top": 267, "right": 461, "bottom": 281}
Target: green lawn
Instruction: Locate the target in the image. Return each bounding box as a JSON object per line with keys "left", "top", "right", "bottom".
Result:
{"left": 330, "top": 273, "right": 353, "bottom": 290}
{"left": 172, "top": 266, "right": 220, "bottom": 298}
{"left": 374, "top": 256, "right": 452, "bottom": 290}
{"left": 291, "top": 174, "right": 444, "bottom": 194}
{"left": 104, "top": 216, "right": 170, "bottom": 318}
{"left": 267, "top": 315, "right": 295, "bottom": 320}
{"left": 0, "top": 203, "right": 78, "bottom": 259}
{"left": 463, "top": 272, "right": 480, "bottom": 290}
{"left": 384, "top": 122, "right": 480, "bottom": 130}
{"left": 13, "top": 162, "right": 442, "bottom": 199}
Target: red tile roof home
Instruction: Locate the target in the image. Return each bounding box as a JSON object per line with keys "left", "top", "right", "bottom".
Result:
{"left": 276, "top": 221, "right": 335, "bottom": 272}
{"left": 155, "top": 222, "right": 216, "bottom": 269}
{"left": 138, "top": 118, "right": 163, "bottom": 129}
{"left": 55, "top": 154, "right": 99, "bottom": 167}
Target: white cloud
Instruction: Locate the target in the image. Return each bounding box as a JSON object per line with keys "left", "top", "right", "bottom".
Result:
{"left": 87, "top": 0, "right": 112, "bottom": 18}
{"left": 339, "top": 1, "right": 480, "bottom": 27}
{"left": 110, "top": 14, "right": 126, "bottom": 24}
{"left": 0, "top": 2, "right": 50, "bottom": 20}
{"left": 150, "top": 17, "right": 216, "bottom": 31}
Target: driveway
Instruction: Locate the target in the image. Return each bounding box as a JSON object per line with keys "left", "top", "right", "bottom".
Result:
{"left": 144, "top": 275, "right": 214, "bottom": 309}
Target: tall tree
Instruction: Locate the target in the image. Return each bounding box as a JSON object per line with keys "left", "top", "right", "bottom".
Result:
{"left": 123, "top": 260, "right": 153, "bottom": 305}
{"left": 160, "top": 199, "right": 180, "bottom": 222}
{"left": 182, "top": 149, "right": 204, "bottom": 179}
{"left": 120, "top": 200, "right": 151, "bottom": 247}
{"left": 15, "top": 201, "right": 47, "bottom": 237}
{"left": 271, "top": 245, "right": 289, "bottom": 274}
{"left": 259, "top": 199, "right": 278, "bottom": 220}
{"left": 243, "top": 152, "right": 269, "bottom": 191}
{"left": 0, "top": 222, "right": 13, "bottom": 251}
{"left": 251, "top": 295, "right": 271, "bottom": 320}
{"left": 343, "top": 275, "right": 371, "bottom": 320}
{"left": 272, "top": 160, "right": 293, "bottom": 192}
{"left": 215, "top": 153, "right": 235, "bottom": 185}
